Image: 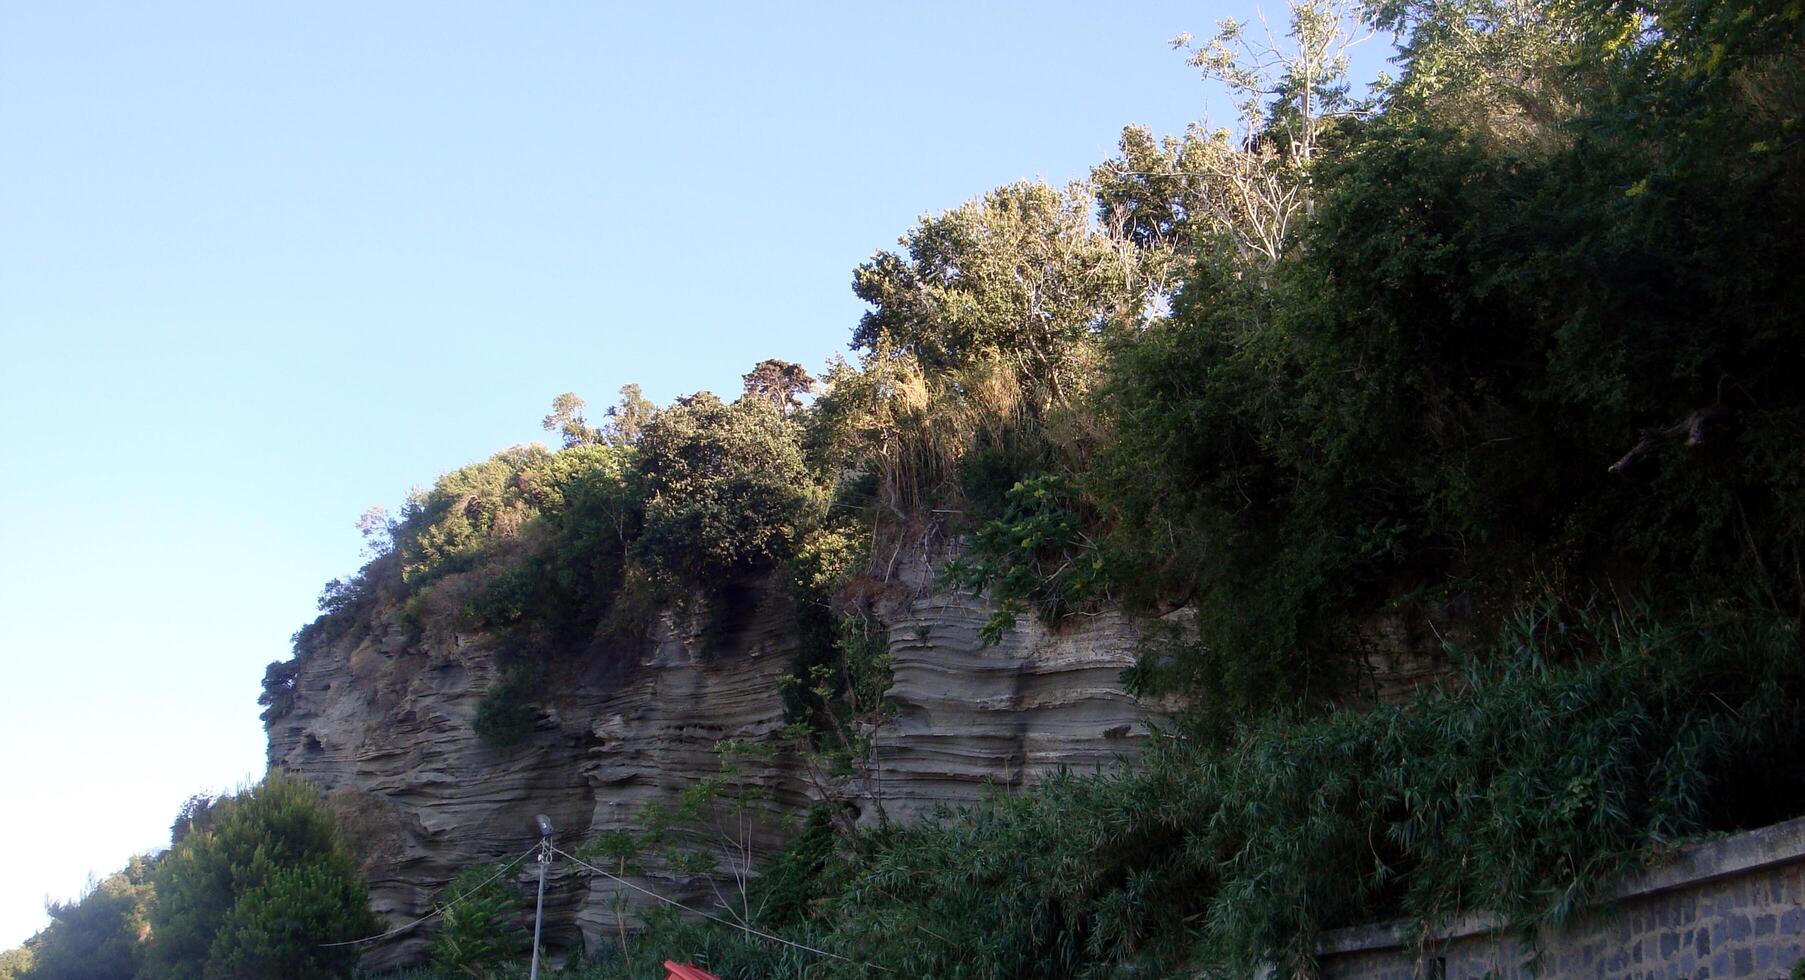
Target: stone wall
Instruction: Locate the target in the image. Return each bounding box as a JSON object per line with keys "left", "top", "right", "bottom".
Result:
{"left": 1311, "top": 816, "right": 1805, "bottom": 980}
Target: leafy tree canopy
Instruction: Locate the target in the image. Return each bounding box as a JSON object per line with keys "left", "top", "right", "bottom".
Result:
{"left": 13, "top": 860, "right": 153, "bottom": 980}
{"left": 142, "top": 773, "right": 377, "bottom": 979}
{"left": 742, "top": 358, "right": 817, "bottom": 413}
{"left": 632, "top": 392, "right": 824, "bottom": 594}
{"left": 852, "top": 180, "right": 1142, "bottom": 414}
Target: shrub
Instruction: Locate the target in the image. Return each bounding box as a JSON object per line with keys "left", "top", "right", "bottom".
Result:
{"left": 426, "top": 863, "right": 530, "bottom": 975}
{"left": 205, "top": 863, "right": 378, "bottom": 980}
{"left": 941, "top": 474, "right": 1106, "bottom": 645}
{"left": 803, "top": 602, "right": 1798, "bottom": 975}
{"left": 473, "top": 670, "right": 541, "bottom": 749}
{"left": 581, "top": 600, "right": 1802, "bottom": 980}
{"left": 394, "top": 446, "right": 555, "bottom": 584}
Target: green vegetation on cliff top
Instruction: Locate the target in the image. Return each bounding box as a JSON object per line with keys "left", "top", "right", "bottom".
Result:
{"left": 13, "top": 0, "right": 1805, "bottom": 974}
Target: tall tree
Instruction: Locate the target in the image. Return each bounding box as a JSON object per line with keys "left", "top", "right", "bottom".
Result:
{"left": 15, "top": 860, "right": 153, "bottom": 980}
{"left": 542, "top": 392, "right": 602, "bottom": 448}
{"left": 1103, "top": 0, "right": 1373, "bottom": 272}
{"left": 742, "top": 358, "right": 816, "bottom": 413}
{"left": 852, "top": 180, "right": 1140, "bottom": 415}
{"left": 602, "top": 383, "right": 658, "bottom": 447}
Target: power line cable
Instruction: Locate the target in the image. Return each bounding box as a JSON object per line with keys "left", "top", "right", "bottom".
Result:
{"left": 549, "top": 845, "right": 889, "bottom": 973}
{"left": 319, "top": 843, "right": 540, "bottom": 948}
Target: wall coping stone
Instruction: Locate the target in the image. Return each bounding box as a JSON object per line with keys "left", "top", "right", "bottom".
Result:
{"left": 1312, "top": 814, "right": 1805, "bottom": 957}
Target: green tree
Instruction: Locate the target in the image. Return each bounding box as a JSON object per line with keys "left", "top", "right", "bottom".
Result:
{"left": 354, "top": 506, "right": 394, "bottom": 559}
{"left": 542, "top": 392, "right": 602, "bottom": 448}
{"left": 1097, "top": 0, "right": 1374, "bottom": 275}
{"left": 852, "top": 181, "right": 1140, "bottom": 415}
{"left": 602, "top": 383, "right": 658, "bottom": 447}
{"left": 632, "top": 392, "right": 822, "bottom": 595}
{"left": 741, "top": 358, "right": 817, "bottom": 413}
{"left": 393, "top": 444, "right": 553, "bottom": 582}
{"left": 1094, "top": 0, "right": 1805, "bottom": 717}
{"left": 1366, "top": 0, "right": 1596, "bottom": 140}
{"left": 143, "top": 773, "right": 377, "bottom": 979}
{"left": 169, "top": 792, "right": 217, "bottom": 845}
{"left": 203, "top": 864, "right": 376, "bottom": 980}
{"left": 15, "top": 859, "right": 152, "bottom": 980}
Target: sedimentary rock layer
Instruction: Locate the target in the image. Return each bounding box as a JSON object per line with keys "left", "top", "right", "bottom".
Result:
{"left": 266, "top": 565, "right": 1158, "bottom": 967}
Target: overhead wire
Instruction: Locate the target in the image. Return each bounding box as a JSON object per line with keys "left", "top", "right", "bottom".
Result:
{"left": 318, "top": 842, "right": 540, "bottom": 948}
{"left": 549, "top": 845, "right": 889, "bottom": 973}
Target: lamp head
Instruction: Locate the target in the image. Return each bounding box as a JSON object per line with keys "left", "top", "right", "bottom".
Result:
{"left": 535, "top": 814, "right": 554, "bottom": 838}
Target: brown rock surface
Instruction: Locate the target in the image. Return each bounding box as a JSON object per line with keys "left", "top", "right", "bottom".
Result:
{"left": 265, "top": 565, "right": 1160, "bottom": 968}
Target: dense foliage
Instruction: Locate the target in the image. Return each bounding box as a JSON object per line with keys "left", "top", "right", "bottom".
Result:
{"left": 141, "top": 774, "right": 378, "bottom": 979}
{"left": 426, "top": 863, "right": 530, "bottom": 975}
{"left": 1045, "top": 0, "right": 1802, "bottom": 723}
{"left": 214, "top": 0, "right": 1805, "bottom": 974}
{"left": 631, "top": 393, "right": 822, "bottom": 597}
{"left": 2, "top": 776, "right": 378, "bottom": 980}
{"left": 265, "top": 380, "right": 835, "bottom": 747}
{"left": 6, "top": 860, "right": 153, "bottom": 980}
{"left": 368, "top": 603, "right": 1805, "bottom": 979}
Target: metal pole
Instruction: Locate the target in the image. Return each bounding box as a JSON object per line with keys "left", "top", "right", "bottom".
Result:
{"left": 530, "top": 815, "right": 552, "bottom": 980}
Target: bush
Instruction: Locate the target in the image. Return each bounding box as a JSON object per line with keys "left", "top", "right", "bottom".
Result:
{"left": 463, "top": 443, "right": 639, "bottom": 662}
{"left": 427, "top": 863, "right": 530, "bottom": 976}
{"left": 1094, "top": 42, "right": 1805, "bottom": 708}
{"left": 473, "top": 670, "right": 541, "bottom": 749}
{"left": 394, "top": 446, "right": 555, "bottom": 584}
{"left": 585, "top": 600, "right": 1803, "bottom": 979}
{"left": 853, "top": 601, "right": 1802, "bottom": 976}
{"left": 941, "top": 474, "right": 1106, "bottom": 645}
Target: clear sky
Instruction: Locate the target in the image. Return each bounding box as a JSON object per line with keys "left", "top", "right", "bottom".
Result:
{"left": 0, "top": 0, "right": 1381, "bottom": 949}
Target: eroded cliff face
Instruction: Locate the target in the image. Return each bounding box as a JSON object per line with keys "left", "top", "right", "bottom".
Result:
{"left": 266, "top": 555, "right": 1161, "bottom": 968}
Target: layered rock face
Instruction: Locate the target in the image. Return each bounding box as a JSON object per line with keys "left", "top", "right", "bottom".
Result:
{"left": 864, "top": 553, "right": 1156, "bottom": 823}
{"left": 266, "top": 564, "right": 1160, "bottom": 968}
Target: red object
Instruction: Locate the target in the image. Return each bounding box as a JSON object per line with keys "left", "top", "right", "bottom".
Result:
{"left": 664, "top": 961, "right": 722, "bottom": 980}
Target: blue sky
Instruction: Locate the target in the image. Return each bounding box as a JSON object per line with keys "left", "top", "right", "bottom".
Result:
{"left": 0, "top": 1, "right": 1386, "bottom": 949}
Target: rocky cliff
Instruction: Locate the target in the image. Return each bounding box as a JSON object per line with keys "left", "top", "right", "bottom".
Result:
{"left": 266, "top": 548, "right": 1161, "bottom": 968}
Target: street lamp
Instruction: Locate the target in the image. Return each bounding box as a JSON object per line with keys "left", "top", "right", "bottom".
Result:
{"left": 530, "top": 815, "right": 552, "bottom": 980}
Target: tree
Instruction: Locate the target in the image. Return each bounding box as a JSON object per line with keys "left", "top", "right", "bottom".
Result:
{"left": 354, "top": 505, "right": 393, "bottom": 559}
{"left": 170, "top": 792, "right": 216, "bottom": 845}
{"left": 393, "top": 444, "right": 554, "bottom": 582}
{"left": 1099, "top": 0, "right": 1373, "bottom": 272}
{"left": 632, "top": 393, "right": 822, "bottom": 593}
{"left": 143, "top": 774, "right": 378, "bottom": 979}
{"left": 15, "top": 860, "right": 153, "bottom": 980}
{"left": 602, "top": 383, "right": 658, "bottom": 447}
{"left": 542, "top": 392, "right": 602, "bottom": 448}
{"left": 1365, "top": 0, "right": 1594, "bottom": 142}
{"left": 741, "top": 359, "right": 816, "bottom": 413}
{"left": 203, "top": 864, "right": 378, "bottom": 980}
{"left": 852, "top": 180, "right": 1140, "bottom": 415}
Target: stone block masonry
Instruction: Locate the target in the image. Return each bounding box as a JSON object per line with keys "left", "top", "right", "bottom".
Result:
{"left": 1314, "top": 816, "right": 1805, "bottom": 980}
